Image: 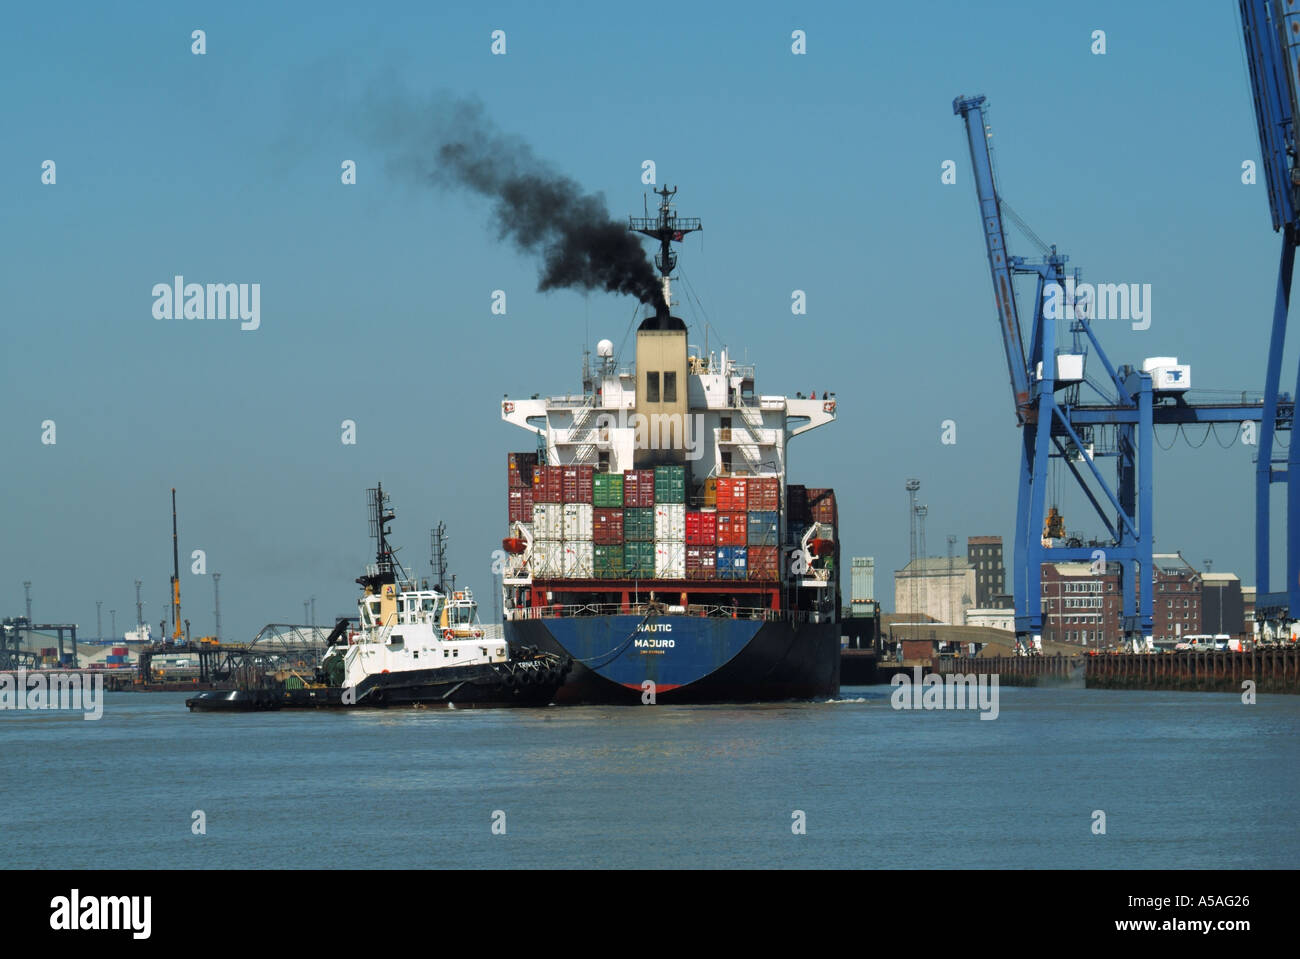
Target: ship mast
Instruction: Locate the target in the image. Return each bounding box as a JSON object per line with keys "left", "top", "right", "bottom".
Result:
{"left": 629, "top": 185, "right": 702, "bottom": 323}
{"left": 357, "top": 483, "right": 398, "bottom": 592}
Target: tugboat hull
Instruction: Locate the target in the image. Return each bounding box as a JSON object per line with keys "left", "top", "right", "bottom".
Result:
{"left": 186, "top": 659, "right": 569, "bottom": 711}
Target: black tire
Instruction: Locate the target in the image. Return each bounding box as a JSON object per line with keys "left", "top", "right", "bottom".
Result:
{"left": 503, "top": 670, "right": 518, "bottom": 689}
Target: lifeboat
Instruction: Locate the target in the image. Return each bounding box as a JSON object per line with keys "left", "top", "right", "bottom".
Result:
{"left": 502, "top": 538, "right": 527, "bottom": 554}
{"left": 808, "top": 538, "right": 835, "bottom": 557}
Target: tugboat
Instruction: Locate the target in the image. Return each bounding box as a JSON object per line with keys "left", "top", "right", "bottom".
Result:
{"left": 186, "top": 484, "right": 570, "bottom": 711}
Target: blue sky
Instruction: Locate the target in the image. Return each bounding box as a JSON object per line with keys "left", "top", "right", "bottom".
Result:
{"left": 1, "top": 0, "right": 1285, "bottom": 639}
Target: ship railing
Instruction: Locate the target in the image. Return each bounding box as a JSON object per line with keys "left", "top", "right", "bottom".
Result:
{"left": 506, "top": 603, "right": 817, "bottom": 624}
{"left": 544, "top": 395, "right": 594, "bottom": 408}
{"left": 714, "top": 428, "right": 766, "bottom": 473}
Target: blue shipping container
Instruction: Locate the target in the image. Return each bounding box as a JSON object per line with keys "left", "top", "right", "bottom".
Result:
{"left": 747, "top": 511, "right": 779, "bottom": 546}
{"left": 717, "top": 546, "right": 749, "bottom": 580}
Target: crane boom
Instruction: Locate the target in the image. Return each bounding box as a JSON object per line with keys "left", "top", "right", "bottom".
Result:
{"left": 954, "top": 95, "right": 1032, "bottom": 423}
{"left": 1240, "top": 0, "right": 1297, "bottom": 234}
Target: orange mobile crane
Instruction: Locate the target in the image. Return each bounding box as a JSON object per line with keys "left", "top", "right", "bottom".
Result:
{"left": 170, "top": 487, "right": 183, "bottom": 645}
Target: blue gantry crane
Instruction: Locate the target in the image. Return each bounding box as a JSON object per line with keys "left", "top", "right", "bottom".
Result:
{"left": 1240, "top": 0, "right": 1300, "bottom": 625}
{"left": 954, "top": 93, "right": 1287, "bottom": 651}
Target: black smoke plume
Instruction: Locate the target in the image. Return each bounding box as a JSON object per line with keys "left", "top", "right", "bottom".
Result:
{"left": 369, "top": 95, "right": 665, "bottom": 313}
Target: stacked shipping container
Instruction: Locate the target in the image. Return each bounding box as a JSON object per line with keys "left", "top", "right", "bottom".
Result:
{"left": 508, "top": 452, "right": 538, "bottom": 523}
{"left": 507, "top": 453, "right": 825, "bottom": 585}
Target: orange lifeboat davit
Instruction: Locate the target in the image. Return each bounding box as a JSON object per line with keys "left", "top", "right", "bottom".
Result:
{"left": 502, "top": 537, "right": 527, "bottom": 554}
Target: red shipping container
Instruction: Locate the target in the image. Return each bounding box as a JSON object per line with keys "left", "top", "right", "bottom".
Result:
{"left": 685, "top": 545, "right": 717, "bottom": 580}
{"left": 593, "top": 508, "right": 624, "bottom": 545}
{"left": 806, "top": 488, "right": 837, "bottom": 524}
{"left": 622, "top": 469, "right": 655, "bottom": 507}
{"left": 716, "top": 477, "right": 748, "bottom": 512}
{"left": 507, "top": 487, "right": 535, "bottom": 523}
{"left": 749, "top": 477, "right": 779, "bottom": 512}
{"left": 533, "top": 465, "right": 563, "bottom": 503}
{"left": 562, "top": 465, "right": 595, "bottom": 503}
{"left": 716, "top": 511, "right": 748, "bottom": 546}
{"left": 785, "top": 484, "right": 810, "bottom": 525}
{"left": 507, "top": 452, "right": 537, "bottom": 488}
{"left": 685, "top": 511, "right": 717, "bottom": 546}
{"left": 747, "top": 545, "right": 779, "bottom": 581}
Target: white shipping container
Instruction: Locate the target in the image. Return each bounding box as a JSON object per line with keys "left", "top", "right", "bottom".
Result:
{"left": 563, "top": 540, "right": 594, "bottom": 577}
{"left": 532, "top": 503, "right": 563, "bottom": 540}
{"left": 654, "top": 541, "right": 685, "bottom": 578}
{"left": 532, "top": 540, "right": 565, "bottom": 577}
{"left": 563, "top": 502, "right": 593, "bottom": 540}
{"left": 654, "top": 503, "right": 686, "bottom": 541}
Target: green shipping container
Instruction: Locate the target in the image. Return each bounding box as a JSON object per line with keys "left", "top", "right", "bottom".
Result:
{"left": 624, "top": 541, "right": 655, "bottom": 576}
{"left": 623, "top": 506, "right": 655, "bottom": 541}
{"left": 653, "top": 465, "right": 687, "bottom": 504}
{"left": 594, "top": 544, "right": 626, "bottom": 578}
{"left": 593, "top": 472, "right": 625, "bottom": 508}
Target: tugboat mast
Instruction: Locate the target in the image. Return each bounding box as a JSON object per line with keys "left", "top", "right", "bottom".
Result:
{"left": 358, "top": 483, "right": 398, "bottom": 591}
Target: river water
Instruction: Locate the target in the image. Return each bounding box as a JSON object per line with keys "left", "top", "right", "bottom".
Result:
{"left": 2, "top": 685, "right": 1295, "bottom": 868}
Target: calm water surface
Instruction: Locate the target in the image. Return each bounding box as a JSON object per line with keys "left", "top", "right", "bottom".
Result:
{"left": 2, "top": 685, "right": 1296, "bottom": 868}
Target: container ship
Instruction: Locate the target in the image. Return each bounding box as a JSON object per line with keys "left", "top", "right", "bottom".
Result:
{"left": 498, "top": 187, "right": 841, "bottom": 704}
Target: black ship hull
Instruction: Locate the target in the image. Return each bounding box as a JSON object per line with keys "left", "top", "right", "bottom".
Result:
{"left": 505, "top": 614, "right": 840, "bottom": 704}
{"left": 185, "top": 660, "right": 567, "bottom": 711}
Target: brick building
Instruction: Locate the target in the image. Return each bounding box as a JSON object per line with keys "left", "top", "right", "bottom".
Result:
{"left": 967, "top": 536, "right": 1007, "bottom": 608}
{"left": 1040, "top": 552, "right": 1204, "bottom": 647}
{"left": 1152, "top": 553, "right": 1202, "bottom": 642}
{"left": 1040, "top": 561, "right": 1121, "bottom": 647}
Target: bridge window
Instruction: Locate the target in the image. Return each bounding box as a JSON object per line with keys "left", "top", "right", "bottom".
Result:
{"left": 646, "top": 371, "right": 660, "bottom": 403}
{"left": 663, "top": 371, "right": 677, "bottom": 403}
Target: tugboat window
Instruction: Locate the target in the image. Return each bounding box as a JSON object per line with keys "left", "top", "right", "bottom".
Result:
{"left": 646, "top": 371, "right": 660, "bottom": 402}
